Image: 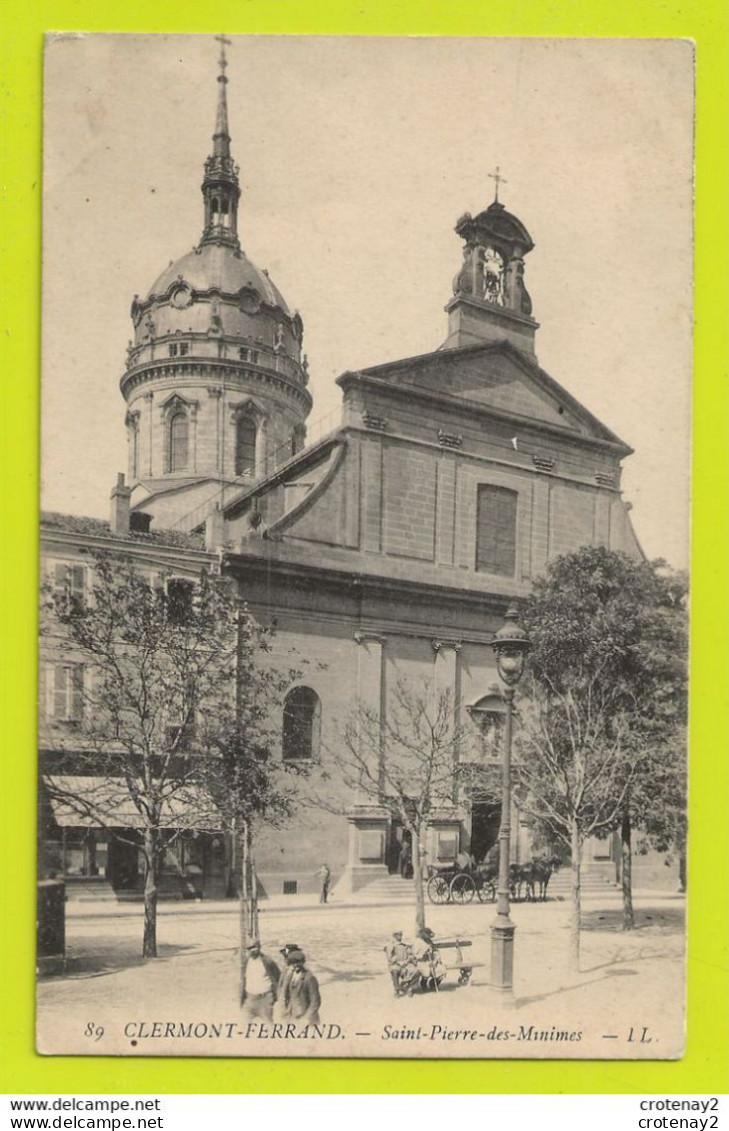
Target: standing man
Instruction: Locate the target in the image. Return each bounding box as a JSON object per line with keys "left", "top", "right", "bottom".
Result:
{"left": 279, "top": 949, "right": 321, "bottom": 1024}
{"left": 240, "top": 940, "right": 281, "bottom": 1021}
{"left": 316, "top": 862, "right": 331, "bottom": 904}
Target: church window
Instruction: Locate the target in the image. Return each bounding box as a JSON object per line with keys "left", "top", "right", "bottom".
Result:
{"left": 238, "top": 347, "right": 259, "bottom": 364}
{"left": 179, "top": 342, "right": 189, "bottom": 357}
{"left": 169, "top": 411, "right": 189, "bottom": 471}
{"left": 282, "top": 686, "right": 321, "bottom": 762}
{"left": 169, "top": 344, "right": 178, "bottom": 357}
{"left": 130, "top": 421, "right": 139, "bottom": 478}
{"left": 476, "top": 485, "right": 517, "bottom": 576}
{"left": 235, "top": 416, "right": 257, "bottom": 477}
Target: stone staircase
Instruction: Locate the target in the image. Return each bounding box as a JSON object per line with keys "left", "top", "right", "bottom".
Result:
{"left": 340, "top": 866, "right": 619, "bottom": 905}
{"left": 547, "top": 862, "right": 617, "bottom": 899}
{"left": 346, "top": 874, "right": 417, "bottom": 904}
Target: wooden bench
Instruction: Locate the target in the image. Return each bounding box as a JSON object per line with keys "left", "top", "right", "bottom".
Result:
{"left": 429, "top": 936, "right": 484, "bottom": 988}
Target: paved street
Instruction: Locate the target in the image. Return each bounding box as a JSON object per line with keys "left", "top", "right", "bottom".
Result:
{"left": 37, "top": 892, "right": 685, "bottom": 1060}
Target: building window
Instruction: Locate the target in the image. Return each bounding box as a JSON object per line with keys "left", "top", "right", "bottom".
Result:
{"left": 166, "top": 578, "right": 194, "bottom": 625}
{"left": 179, "top": 342, "right": 189, "bottom": 357}
{"left": 165, "top": 720, "right": 195, "bottom": 753}
{"left": 49, "top": 664, "right": 85, "bottom": 721}
{"left": 238, "top": 347, "right": 259, "bottom": 364}
{"left": 169, "top": 411, "right": 189, "bottom": 471}
{"left": 476, "top": 485, "right": 517, "bottom": 576}
{"left": 235, "top": 416, "right": 257, "bottom": 477}
{"left": 53, "top": 562, "right": 86, "bottom": 597}
{"left": 169, "top": 344, "right": 178, "bottom": 357}
{"left": 282, "top": 686, "right": 321, "bottom": 762}
{"left": 51, "top": 562, "right": 86, "bottom": 614}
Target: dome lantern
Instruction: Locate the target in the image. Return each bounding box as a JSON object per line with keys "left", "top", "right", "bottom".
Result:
{"left": 199, "top": 35, "right": 241, "bottom": 251}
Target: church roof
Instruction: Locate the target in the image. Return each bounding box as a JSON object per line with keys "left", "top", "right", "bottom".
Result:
{"left": 146, "top": 242, "right": 291, "bottom": 314}
{"left": 342, "top": 338, "right": 632, "bottom": 454}
{"left": 456, "top": 200, "right": 534, "bottom": 253}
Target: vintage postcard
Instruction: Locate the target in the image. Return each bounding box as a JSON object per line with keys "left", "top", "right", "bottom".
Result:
{"left": 37, "top": 34, "right": 692, "bottom": 1059}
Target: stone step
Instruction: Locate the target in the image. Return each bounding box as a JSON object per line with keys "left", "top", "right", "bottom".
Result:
{"left": 347, "top": 876, "right": 416, "bottom": 901}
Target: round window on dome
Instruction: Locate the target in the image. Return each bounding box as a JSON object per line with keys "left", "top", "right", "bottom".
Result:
{"left": 238, "top": 286, "right": 262, "bottom": 315}
{"left": 170, "top": 284, "right": 193, "bottom": 310}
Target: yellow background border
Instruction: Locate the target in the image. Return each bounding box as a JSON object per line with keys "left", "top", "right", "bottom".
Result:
{"left": 2, "top": 0, "right": 727, "bottom": 1095}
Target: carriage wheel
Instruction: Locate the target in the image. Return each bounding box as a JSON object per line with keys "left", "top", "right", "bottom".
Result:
{"left": 427, "top": 874, "right": 451, "bottom": 904}
{"left": 477, "top": 879, "right": 496, "bottom": 903}
{"left": 450, "top": 873, "right": 476, "bottom": 904}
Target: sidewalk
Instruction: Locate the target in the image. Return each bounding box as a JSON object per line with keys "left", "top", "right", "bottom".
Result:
{"left": 65, "top": 885, "right": 685, "bottom": 919}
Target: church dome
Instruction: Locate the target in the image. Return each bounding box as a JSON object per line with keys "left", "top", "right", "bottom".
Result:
{"left": 147, "top": 242, "right": 291, "bottom": 315}
{"left": 133, "top": 239, "right": 301, "bottom": 350}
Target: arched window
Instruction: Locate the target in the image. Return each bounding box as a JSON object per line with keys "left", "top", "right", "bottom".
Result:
{"left": 169, "top": 411, "right": 189, "bottom": 471}
{"left": 282, "top": 686, "right": 321, "bottom": 762}
{"left": 235, "top": 416, "right": 257, "bottom": 477}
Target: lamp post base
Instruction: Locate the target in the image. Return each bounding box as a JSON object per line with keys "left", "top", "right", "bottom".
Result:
{"left": 490, "top": 917, "right": 516, "bottom": 993}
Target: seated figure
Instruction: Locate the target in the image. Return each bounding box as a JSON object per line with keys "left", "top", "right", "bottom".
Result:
{"left": 384, "top": 930, "right": 420, "bottom": 997}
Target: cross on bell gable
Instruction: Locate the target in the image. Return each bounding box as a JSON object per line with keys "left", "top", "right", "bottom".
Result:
{"left": 488, "top": 165, "right": 508, "bottom": 203}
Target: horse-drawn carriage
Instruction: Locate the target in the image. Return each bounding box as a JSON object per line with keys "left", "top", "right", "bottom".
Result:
{"left": 426, "top": 861, "right": 497, "bottom": 905}
{"left": 426, "top": 854, "right": 563, "bottom": 905}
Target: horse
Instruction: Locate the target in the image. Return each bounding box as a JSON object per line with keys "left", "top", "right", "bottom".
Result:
{"left": 509, "top": 863, "right": 534, "bottom": 902}
{"left": 528, "top": 854, "right": 563, "bottom": 900}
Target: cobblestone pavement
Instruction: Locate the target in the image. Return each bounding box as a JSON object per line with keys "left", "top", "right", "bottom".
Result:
{"left": 37, "top": 894, "right": 685, "bottom": 1060}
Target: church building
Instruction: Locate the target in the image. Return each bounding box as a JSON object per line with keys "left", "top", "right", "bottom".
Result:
{"left": 39, "top": 44, "right": 645, "bottom": 901}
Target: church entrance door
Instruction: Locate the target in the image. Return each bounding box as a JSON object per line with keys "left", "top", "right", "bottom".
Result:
{"left": 470, "top": 801, "right": 501, "bottom": 864}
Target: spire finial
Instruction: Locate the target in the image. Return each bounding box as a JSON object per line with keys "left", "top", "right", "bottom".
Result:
{"left": 212, "top": 35, "right": 232, "bottom": 156}
{"left": 488, "top": 165, "right": 507, "bottom": 204}
{"left": 216, "top": 33, "right": 231, "bottom": 69}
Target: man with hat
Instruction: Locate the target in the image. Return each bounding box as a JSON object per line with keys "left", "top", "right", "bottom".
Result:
{"left": 384, "top": 930, "right": 417, "bottom": 997}
{"left": 240, "top": 939, "right": 281, "bottom": 1021}
{"left": 279, "top": 948, "right": 321, "bottom": 1025}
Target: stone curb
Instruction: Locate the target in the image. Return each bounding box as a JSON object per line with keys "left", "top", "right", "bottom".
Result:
{"left": 65, "top": 889, "right": 684, "bottom": 920}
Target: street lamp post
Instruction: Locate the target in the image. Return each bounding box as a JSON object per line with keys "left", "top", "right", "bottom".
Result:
{"left": 489, "top": 602, "right": 531, "bottom": 996}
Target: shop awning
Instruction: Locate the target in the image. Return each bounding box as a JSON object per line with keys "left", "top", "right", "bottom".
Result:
{"left": 43, "top": 776, "right": 222, "bottom": 832}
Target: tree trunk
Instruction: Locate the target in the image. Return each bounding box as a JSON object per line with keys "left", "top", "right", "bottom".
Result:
{"left": 238, "top": 820, "right": 259, "bottom": 1000}
{"left": 621, "top": 807, "right": 635, "bottom": 930}
{"left": 224, "top": 821, "right": 237, "bottom": 899}
{"left": 142, "top": 829, "right": 158, "bottom": 958}
{"left": 411, "top": 827, "right": 426, "bottom": 933}
{"left": 678, "top": 851, "right": 686, "bottom": 893}
{"left": 569, "top": 820, "right": 582, "bottom": 972}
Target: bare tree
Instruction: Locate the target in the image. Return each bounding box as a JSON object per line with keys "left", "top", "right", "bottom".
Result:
{"left": 312, "top": 679, "right": 480, "bottom": 932}
{"left": 42, "top": 553, "right": 298, "bottom": 963}
{"left": 514, "top": 689, "right": 637, "bottom": 969}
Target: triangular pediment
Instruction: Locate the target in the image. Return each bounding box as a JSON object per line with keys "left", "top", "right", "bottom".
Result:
{"left": 358, "top": 341, "right": 629, "bottom": 449}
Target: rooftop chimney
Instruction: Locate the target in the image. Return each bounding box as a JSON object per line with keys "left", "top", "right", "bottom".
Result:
{"left": 110, "top": 472, "right": 132, "bottom": 536}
